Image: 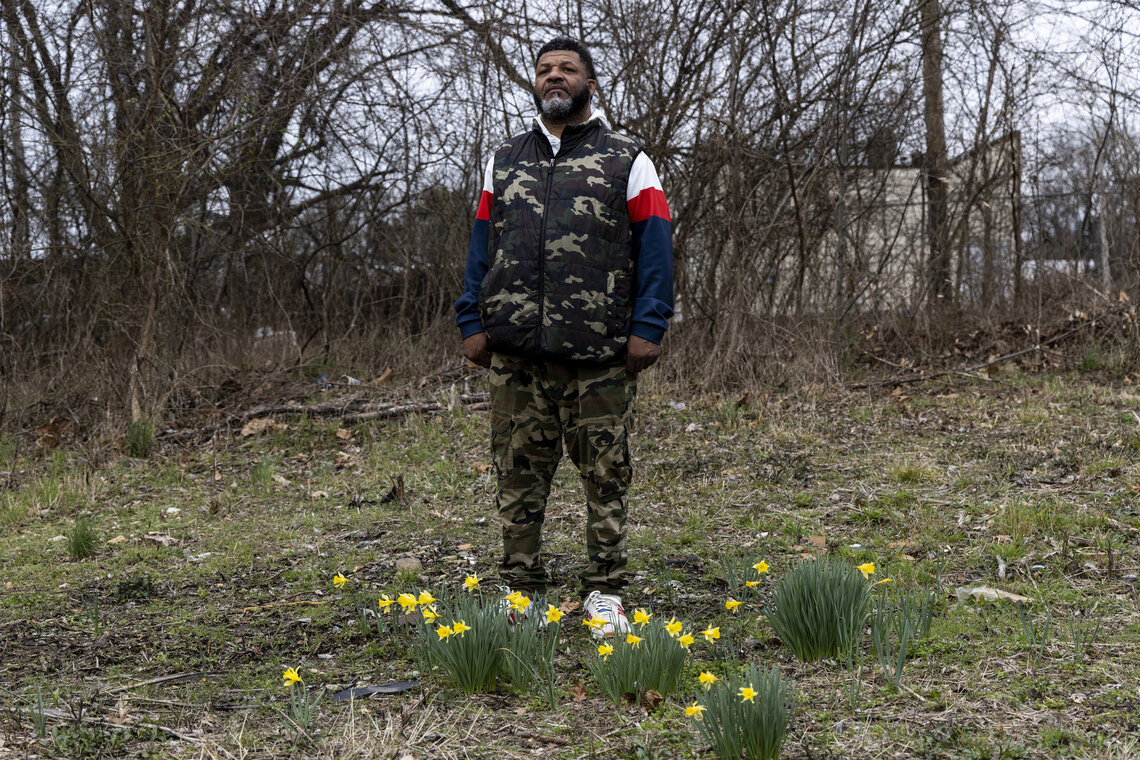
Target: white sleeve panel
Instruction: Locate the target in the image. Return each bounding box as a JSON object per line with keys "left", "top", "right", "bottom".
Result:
{"left": 627, "top": 152, "right": 664, "bottom": 202}
{"left": 483, "top": 156, "right": 495, "bottom": 194}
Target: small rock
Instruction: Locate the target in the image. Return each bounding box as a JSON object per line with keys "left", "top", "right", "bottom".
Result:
{"left": 395, "top": 557, "right": 422, "bottom": 572}
{"left": 5, "top": 581, "right": 14, "bottom": 589}
{"left": 107, "top": 535, "right": 128, "bottom": 545}
{"left": 50, "top": 535, "right": 66, "bottom": 542}
{"left": 311, "top": 490, "right": 329, "bottom": 499}
{"left": 166, "top": 507, "right": 181, "bottom": 515}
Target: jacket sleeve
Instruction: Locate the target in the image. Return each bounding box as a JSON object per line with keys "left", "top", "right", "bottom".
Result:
{"left": 626, "top": 152, "right": 674, "bottom": 344}
{"left": 454, "top": 156, "right": 495, "bottom": 339}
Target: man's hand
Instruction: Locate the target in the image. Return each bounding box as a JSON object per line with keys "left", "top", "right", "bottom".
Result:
{"left": 626, "top": 335, "right": 662, "bottom": 376}
{"left": 462, "top": 332, "right": 491, "bottom": 368}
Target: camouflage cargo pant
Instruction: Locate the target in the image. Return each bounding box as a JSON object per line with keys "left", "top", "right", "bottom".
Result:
{"left": 489, "top": 353, "right": 636, "bottom": 596}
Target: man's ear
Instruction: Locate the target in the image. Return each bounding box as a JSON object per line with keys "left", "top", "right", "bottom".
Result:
{"left": 588, "top": 79, "right": 597, "bottom": 97}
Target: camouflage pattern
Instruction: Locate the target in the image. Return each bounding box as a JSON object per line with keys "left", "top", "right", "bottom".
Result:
{"left": 480, "top": 121, "right": 640, "bottom": 364}
{"left": 489, "top": 352, "right": 636, "bottom": 595}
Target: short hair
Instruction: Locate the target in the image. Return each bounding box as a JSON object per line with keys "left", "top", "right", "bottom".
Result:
{"left": 535, "top": 37, "right": 597, "bottom": 81}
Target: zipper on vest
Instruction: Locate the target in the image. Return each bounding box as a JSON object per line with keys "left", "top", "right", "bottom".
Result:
{"left": 537, "top": 155, "right": 556, "bottom": 352}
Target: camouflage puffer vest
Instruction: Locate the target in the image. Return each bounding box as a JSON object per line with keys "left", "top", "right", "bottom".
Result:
{"left": 479, "top": 120, "right": 641, "bottom": 364}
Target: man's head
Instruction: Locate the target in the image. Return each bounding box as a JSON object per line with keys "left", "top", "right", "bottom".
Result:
{"left": 533, "top": 37, "right": 597, "bottom": 123}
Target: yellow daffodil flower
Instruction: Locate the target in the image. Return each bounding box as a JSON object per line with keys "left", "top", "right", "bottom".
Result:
{"left": 685, "top": 702, "right": 706, "bottom": 718}
{"left": 505, "top": 590, "right": 531, "bottom": 612}
{"left": 332, "top": 573, "right": 348, "bottom": 587}
{"left": 626, "top": 633, "right": 643, "bottom": 647}
{"left": 421, "top": 605, "right": 439, "bottom": 623}
{"left": 739, "top": 685, "right": 758, "bottom": 702}
{"left": 753, "top": 560, "right": 769, "bottom": 574}
{"left": 436, "top": 624, "right": 453, "bottom": 640}
{"left": 583, "top": 616, "right": 605, "bottom": 630}
{"left": 873, "top": 577, "right": 893, "bottom": 587}
{"left": 678, "top": 633, "right": 695, "bottom": 649}
{"left": 598, "top": 643, "right": 614, "bottom": 659}
{"left": 545, "top": 605, "right": 563, "bottom": 624}
{"left": 857, "top": 562, "right": 875, "bottom": 578}
{"left": 725, "top": 598, "right": 742, "bottom": 613}
{"left": 745, "top": 580, "right": 761, "bottom": 588}
{"left": 702, "top": 625, "right": 721, "bottom": 642}
{"left": 699, "top": 671, "right": 718, "bottom": 690}
{"left": 664, "top": 617, "right": 683, "bottom": 637}
{"left": 397, "top": 593, "right": 418, "bottom": 611}
{"left": 462, "top": 574, "right": 481, "bottom": 592}
{"left": 378, "top": 595, "right": 395, "bottom": 612}
{"left": 451, "top": 620, "right": 471, "bottom": 636}
{"left": 417, "top": 590, "right": 437, "bottom": 606}
{"left": 283, "top": 667, "right": 302, "bottom": 685}
{"left": 633, "top": 608, "right": 651, "bottom": 626}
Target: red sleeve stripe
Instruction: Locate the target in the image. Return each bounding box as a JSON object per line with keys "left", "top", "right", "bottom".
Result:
{"left": 627, "top": 187, "right": 671, "bottom": 223}
{"left": 475, "top": 190, "right": 492, "bottom": 221}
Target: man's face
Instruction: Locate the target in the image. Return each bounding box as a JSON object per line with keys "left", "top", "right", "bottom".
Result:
{"left": 533, "top": 50, "right": 596, "bottom": 121}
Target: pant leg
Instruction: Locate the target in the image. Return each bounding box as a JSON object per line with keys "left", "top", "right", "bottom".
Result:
{"left": 561, "top": 363, "right": 636, "bottom": 595}
{"left": 490, "top": 354, "right": 563, "bottom": 594}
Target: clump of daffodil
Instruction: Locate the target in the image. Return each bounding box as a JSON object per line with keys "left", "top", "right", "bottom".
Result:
{"left": 587, "top": 608, "right": 690, "bottom": 706}
{"left": 279, "top": 666, "right": 323, "bottom": 738}
{"left": 690, "top": 663, "right": 794, "bottom": 760}
{"left": 764, "top": 556, "right": 869, "bottom": 662}
{"left": 332, "top": 573, "right": 348, "bottom": 588}
{"left": 500, "top": 596, "right": 564, "bottom": 706}
{"left": 419, "top": 593, "right": 510, "bottom": 696}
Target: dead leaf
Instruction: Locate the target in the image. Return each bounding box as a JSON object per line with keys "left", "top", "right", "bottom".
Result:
{"left": 570, "top": 679, "right": 588, "bottom": 702}
{"left": 240, "top": 417, "right": 288, "bottom": 437}
{"left": 310, "top": 490, "right": 329, "bottom": 499}
{"left": 473, "top": 462, "right": 491, "bottom": 474}
{"left": 143, "top": 532, "right": 179, "bottom": 547}
{"left": 457, "top": 543, "right": 473, "bottom": 552}
{"left": 560, "top": 598, "right": 582, "bottom": 615}
{"left": 106, "top": 535, "right": 128, "bottom": 545}
{"left": 955, "top": 586, "right": 1031, "bottom": 604}
{"left": 35, "top": 416, "right": 73, "bottom": 449}
{"left": 336, "top": 428, "right": 352, "bottom": 441}
{"left": 642, "top": 690, "right": 664, "bottom": 712}
{"left": 807, "top": 535, "right": 826, "bottom": 548}
{"left": 372, "top": 368, "right": 393, "bottom": 384}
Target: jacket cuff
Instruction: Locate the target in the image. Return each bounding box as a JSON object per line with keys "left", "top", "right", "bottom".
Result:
{"left": 631, "top": 322, "right": 666, "bottom": 345}
{"left": 458, "top": 319, "right": 486, "bottom": 340}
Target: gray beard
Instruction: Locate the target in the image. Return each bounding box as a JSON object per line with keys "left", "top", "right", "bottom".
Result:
{"left": 540, "top": 95, "right": 576, "bottom": 120}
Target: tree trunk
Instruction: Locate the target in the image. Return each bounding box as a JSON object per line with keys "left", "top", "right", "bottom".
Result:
{"left": 921, "top": 0, "right": 951, "bottom": 304}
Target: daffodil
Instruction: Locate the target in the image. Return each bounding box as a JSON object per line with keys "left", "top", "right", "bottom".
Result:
{"left": 436, "top": 624, "right": 453, "bottom": 640}
{"left": 685, "top": 702, "right": 706, "bottom": 718}
{"left": 598, "top": 643, "right": 614, "bottom": 659}
{"left": 583, "top": 616, "right": 605, "bottom": 630}
{"left": 378, "top": 595, "right": 395, "bottom": 612}
{"left": 421, "top": 605, "right": 439, "bottom": 623}
{"left": 857, "top": 562, "right": 875, "bottom": 578}
{"left": 678, "top": 633, "right": 695, "bottom": 649}
{"left": 283, "top": 667, "right": 302, "bottom": 685}
{"left": 873, "top": 577, "right": 893, "bottom": 587}
{"left": 738, "top": 685, "right": 758, "bottom": 702}
{"left": 626, "top": 633, "right": 643, "bottom": 647}
{"left": 633, "top": 608, "right": 651, "bottom": 627}
{"left": 745, "top": 580, "right": 761, "bottom": 588}
{"left": 753, "top": 560, "right": 769, "bottom": 574}
{"left": 699, "top": 671, "right": 718, "bottom": 690}
{"left": 462, "top": 574, "right": 481, "bottom": 592}
{"left": 417, "top": 590, "right": 437, "bottom": 606}
{"left": 451, "top": 620, "right": 471, "bottom": 636}
{"left": 332, "top": 573, "right": 348, "bottom": 587}
{"left": 702, "top": 625, "right": 721, "bottom": 642}
{"left": 725, "top": 598, "right": 742, "bottom": 613}
{"left": 545, "top": 605, "right": 563, "bottom": 624}
{"left": 505, "top": 590, "right": 531, "bottom": 612}
{"left": 663, "top": 617, "right": 683, "bottom": 637}
{"left": 397, "top": 593, "right": 418, "bottom": 611}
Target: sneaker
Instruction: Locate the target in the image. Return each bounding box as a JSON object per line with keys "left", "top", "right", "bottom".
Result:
{"left": 583, "top": 590, "right": 631, "bottom": 639}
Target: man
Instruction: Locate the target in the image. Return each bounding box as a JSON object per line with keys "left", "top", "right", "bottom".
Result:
{"left": 454, "top": 37, "right": 673, "bottom": 637}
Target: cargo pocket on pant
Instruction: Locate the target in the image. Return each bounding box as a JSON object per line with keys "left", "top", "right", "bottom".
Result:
{"left": 491, "top": 411, "right": 514, "bottom": 477}
{"left": 586, "top": 425, "right": 631, "bottom": 500}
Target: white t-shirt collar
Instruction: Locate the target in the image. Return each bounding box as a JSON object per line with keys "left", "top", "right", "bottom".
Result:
{"left": 533, "top": 108, "right": 610, "bottom": 156}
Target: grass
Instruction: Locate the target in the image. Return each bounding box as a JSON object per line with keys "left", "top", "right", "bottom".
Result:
{"left": 0, "top": 371, "right": 1138, "bottom": 758}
